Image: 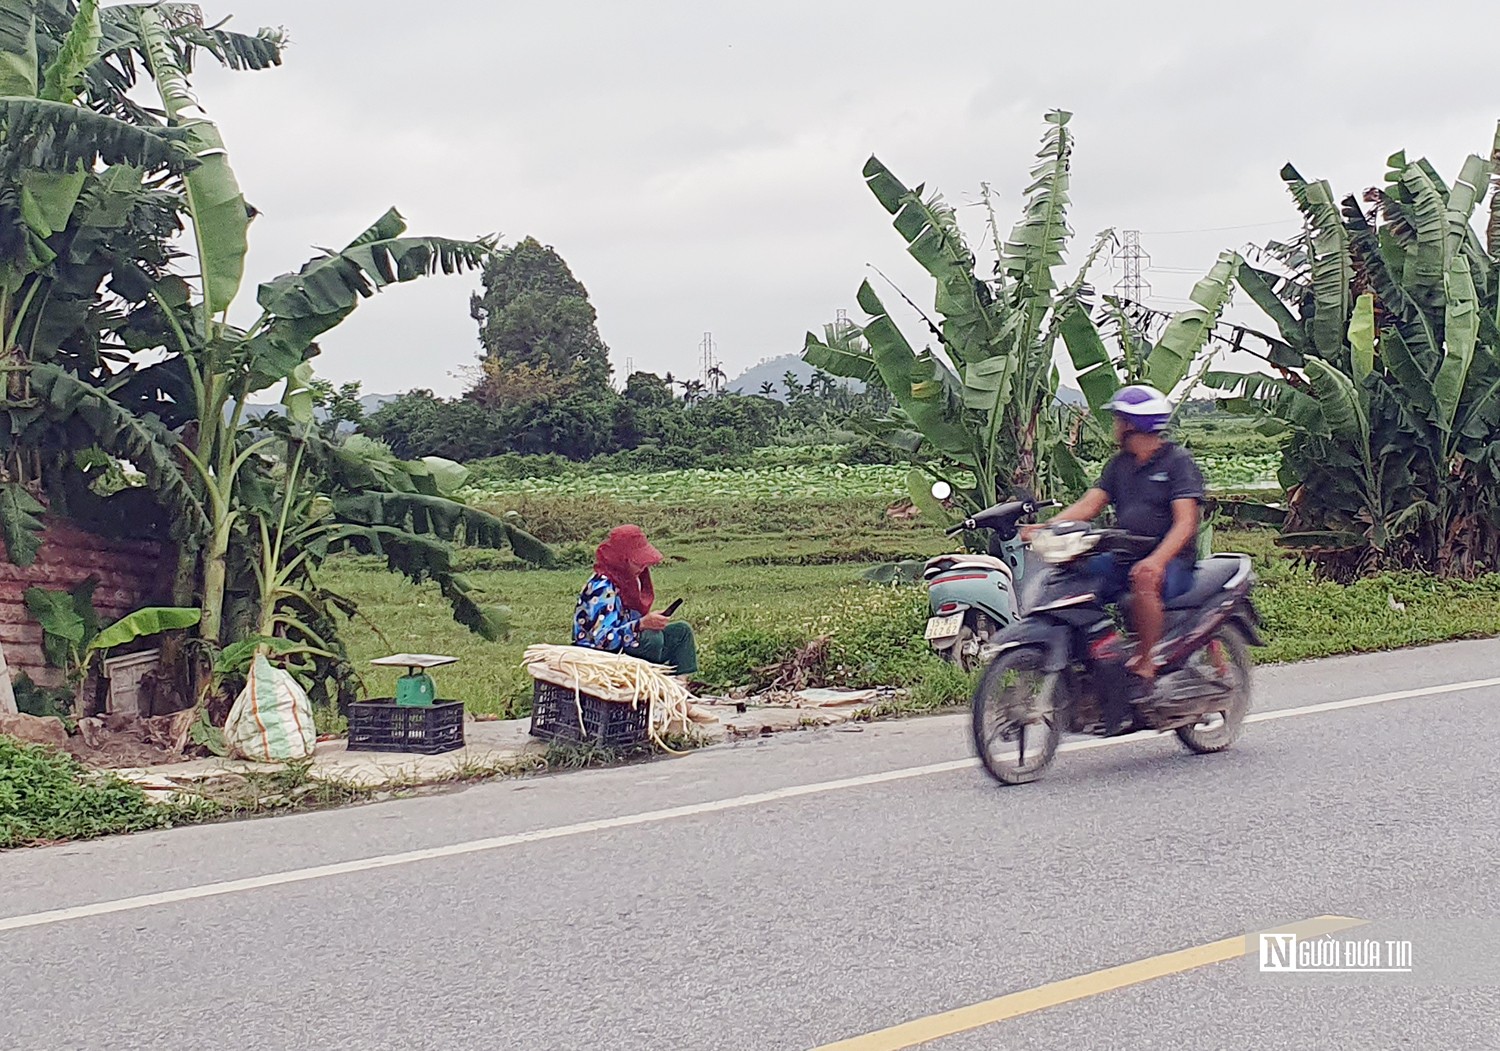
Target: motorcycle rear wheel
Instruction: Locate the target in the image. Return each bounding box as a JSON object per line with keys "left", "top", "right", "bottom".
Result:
{"left": 971, "top": 646, "right": 1063, "bottom": 785}
{"left": 942, "top": 624, "right": 977, "bottom": 672}
{"left": 1175, "top": 626, "right": 1252, "bottom": 754}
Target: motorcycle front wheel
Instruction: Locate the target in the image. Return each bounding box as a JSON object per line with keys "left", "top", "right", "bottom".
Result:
{"left": 971, "top": 646, "right": 1063, "bottom": 785}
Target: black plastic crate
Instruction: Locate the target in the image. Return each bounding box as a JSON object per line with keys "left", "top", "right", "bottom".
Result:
{"left": 347, "top": 700, "right": 465, "bottom": 755}
{"left": 529, "top": 680, "right": 649, "bottom": 747}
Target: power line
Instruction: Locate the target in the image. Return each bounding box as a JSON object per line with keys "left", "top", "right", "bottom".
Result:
{"left": 1135, "top": 220, "right": 1297, "bottom": 236}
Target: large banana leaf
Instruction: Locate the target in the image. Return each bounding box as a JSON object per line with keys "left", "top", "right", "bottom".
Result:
{"left": 1233, "top": 261, "right": 1309, "bottom": 364}
{"left": 1395, "top": 165, "right": 1447, "bottom": 302}
{"left": 1145, "top": 250, "right": 1240, "bottom": 393}
{"left": 802, "top": 321, "right": 879, "bottom": 384}
{"left": 88, "top": 605, "right": 200, "bottom": 653}
{"left": 1434, "top": 254, "right": 1479, "bottom": 436}
{"left": 39, "top": 0, "right": 97, "bottom": 103}
{"left": 23, "top": 363, "right": 208, "bottom": 537}
{"left": 257, "top": 210, "right": 491, "bottom": 321}
{"left": 245, "top": 211, "right": 491, "bottom": 392}
{"left": 0, "top": 481, "right": 45, "bottom": 566}
{"left": 0, "top": 0, "right": 37, "bottom": 97}
{"left": 334, "top": 491, "right": 554, "bottom": 567}
{"left": 0, "top": 98, "right": 188, "bottom": 177}
{"left": 1281, "top": 166, "right": 1352, "bottom": 357}
{"left": 133, "top": 5, "right": 246, "bottom": 322}
{"left": 1201, "top": 369, "right": 1328, "bottom": 436}
{"left": 864, "top": 156, "right": 994, "bottom": 365}
{"left": 1444, "top": 152, "right": 1493, "bottom": 281}
{"left": 1347, "top": 292, "right": 1375, "bottom": 385}
{"left": 1380, "top": 328, "right": 1438, "bottom": 420}
{"left": 1002, "top": 111, "right": 1072, "bottom": 297}
{"left": 324, "top": 522, "right": 508, "bottom": 640}
{"left": 1340, "top": 195, "right": 1437, "bottom": 359}
{"left": 853, "top": 279, "right": 976, "bottom": 464}
{"left": 1057, "top": 304, "right": 1119, "bottom": 417}
{"left": 1304, "top": 359, "right": 1368, "bottom": 445}
{"left": 1488, "top": 122, "right": 1500, "bottom": 259}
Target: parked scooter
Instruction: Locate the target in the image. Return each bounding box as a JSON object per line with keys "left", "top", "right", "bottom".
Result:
{"left": 923, "top": 482, "right": 1056, "bottom": 671}
{"left": 970, "top": 517, "right": 1263, "bottom": 785}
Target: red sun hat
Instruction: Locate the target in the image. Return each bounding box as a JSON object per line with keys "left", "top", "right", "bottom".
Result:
{"left": 594, "top": 525, "right": 662, "bottom": 615}
{"left": 599, "top": 525, "right": 662, "bottom": 567}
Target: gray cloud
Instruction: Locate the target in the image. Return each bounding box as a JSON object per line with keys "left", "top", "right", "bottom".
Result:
{"left": 199, "top": 0, "right": 1500, "bottom": 397}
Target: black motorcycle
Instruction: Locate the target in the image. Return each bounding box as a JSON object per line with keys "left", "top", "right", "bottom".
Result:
{"left": 961, "top": 516, "right": 1264, "bottom": 785}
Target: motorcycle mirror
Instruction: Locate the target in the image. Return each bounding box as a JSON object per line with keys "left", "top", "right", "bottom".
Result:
{"left": 930, "top": 480, "right": 953, "bottom": 501}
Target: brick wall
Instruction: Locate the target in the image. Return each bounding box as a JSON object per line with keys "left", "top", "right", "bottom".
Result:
{"left": 0, "top": 518, "right": 173, "bottom": 688}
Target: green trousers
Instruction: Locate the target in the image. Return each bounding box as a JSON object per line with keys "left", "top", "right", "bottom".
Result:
{"left": 627, "top": 620, "right": 698, "bottom": 676}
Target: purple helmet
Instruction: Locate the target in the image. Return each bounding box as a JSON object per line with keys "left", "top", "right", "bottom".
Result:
{"left": 1106, "top": 384, "right": 1173, "bottom": 433}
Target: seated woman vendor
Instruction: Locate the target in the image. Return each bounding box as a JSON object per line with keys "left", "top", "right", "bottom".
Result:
{"left": 573, "top": 525, "right": 698, "bottom": 677}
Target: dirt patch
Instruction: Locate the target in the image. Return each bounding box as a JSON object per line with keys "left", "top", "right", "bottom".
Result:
{"left": 65, "top": 710, "right": 207, "bottom": 768}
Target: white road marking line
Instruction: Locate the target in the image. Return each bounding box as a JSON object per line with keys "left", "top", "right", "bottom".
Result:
{"left": 3, "top": 674, "right": 1498, "bottom": 935}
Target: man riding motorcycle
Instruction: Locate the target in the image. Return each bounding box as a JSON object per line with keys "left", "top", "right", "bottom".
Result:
{"left": 1023, "top": 385, "right": 1205, "bottom": 727}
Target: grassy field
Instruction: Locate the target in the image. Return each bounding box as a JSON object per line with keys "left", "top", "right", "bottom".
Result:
{"left": 325, "top": 486, "right": 1500, "bottom": 718}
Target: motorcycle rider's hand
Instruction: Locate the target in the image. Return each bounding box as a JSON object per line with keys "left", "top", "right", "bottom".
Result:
{"left": 640, "top": 612, "right": 671, "bottom": 631}
{"left": 1130, "top": 557, "right": 1167, "bottom": 594}
{"left": 1019, "top": 523, "right": 1043, "bottom": 543}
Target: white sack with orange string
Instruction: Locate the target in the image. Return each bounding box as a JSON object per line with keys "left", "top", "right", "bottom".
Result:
{"left": 224, "top": 653, "right": 317, "bottom": 762}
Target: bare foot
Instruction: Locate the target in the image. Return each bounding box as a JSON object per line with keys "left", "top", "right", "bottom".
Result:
{"left": 1125, "top": 654, "right": 1157, "bottom": 682}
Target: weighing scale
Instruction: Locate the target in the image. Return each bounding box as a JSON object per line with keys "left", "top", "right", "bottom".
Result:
{"left": 370, "top": 653, "right": 459, "bottom": 707}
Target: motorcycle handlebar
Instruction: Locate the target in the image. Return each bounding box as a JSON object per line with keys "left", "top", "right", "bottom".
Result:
{"left": 944, "top": 499, "right": 1059, "bottom": 536}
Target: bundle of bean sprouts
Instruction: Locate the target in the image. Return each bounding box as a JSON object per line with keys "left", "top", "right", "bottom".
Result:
{"left": 522, "top": 644, "right": 697, "bottom": 752}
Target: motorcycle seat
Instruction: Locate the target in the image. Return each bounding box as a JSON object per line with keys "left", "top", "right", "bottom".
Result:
{"left": 925, "top": 554, "right": 1015, "bottom": 578}
{"left": 1165, "top": 554, "right": 1251, "bottom": 610}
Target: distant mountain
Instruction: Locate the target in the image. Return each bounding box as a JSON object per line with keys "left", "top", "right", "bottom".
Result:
{"left": 726, "top": 354, "right": 863, "bottom": 401}
{"left": 729, "top": 353, "right": 1087, "bottom": 408}
{"left": 239, "top": 392, "right": 400, "bottom": 430}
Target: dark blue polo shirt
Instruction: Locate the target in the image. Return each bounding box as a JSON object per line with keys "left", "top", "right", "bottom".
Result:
{"left": 1097, "top": 443, "right": 1205, "bottom": 572}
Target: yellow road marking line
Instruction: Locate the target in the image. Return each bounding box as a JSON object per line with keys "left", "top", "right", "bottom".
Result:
{"left": 810, "top": 914, "right": 1368, "bottom": 1051}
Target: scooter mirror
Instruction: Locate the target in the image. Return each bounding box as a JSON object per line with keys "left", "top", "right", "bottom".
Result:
{"left": 930, "top": 480, "right": 953, "bottom": 501}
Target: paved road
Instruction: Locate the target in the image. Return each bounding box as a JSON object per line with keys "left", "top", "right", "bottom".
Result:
{"left": 3, "top": 639, "right": 1499, "bottom": 1051}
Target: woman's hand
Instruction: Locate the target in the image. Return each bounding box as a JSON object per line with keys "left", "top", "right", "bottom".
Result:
{"left": 639, "top": 612, "right": 671, "bottom": 632}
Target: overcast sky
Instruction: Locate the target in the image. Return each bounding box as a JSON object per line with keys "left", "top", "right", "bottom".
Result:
{"left": 199, "top": 1, "right": 1499, "bottom": 399}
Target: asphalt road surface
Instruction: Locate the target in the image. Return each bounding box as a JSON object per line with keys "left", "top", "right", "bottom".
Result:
{"left": 3, "top": 639, "right": 1499, "bottom": 1051}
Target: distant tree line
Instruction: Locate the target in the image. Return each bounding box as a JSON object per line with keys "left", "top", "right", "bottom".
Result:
{"left": 363, "top": 238, "right": 891, "bottom": 466}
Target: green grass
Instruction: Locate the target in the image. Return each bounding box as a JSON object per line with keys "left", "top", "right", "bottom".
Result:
{"left": 0, "top": 738, "right": 213, "bottom": 849}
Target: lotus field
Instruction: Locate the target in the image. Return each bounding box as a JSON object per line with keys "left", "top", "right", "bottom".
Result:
{"left": 464, "top": 452, "right": 1281, "bottom": 503}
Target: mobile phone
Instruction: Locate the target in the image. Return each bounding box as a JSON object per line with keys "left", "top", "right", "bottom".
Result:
{"left": 663, "top": 598, "right": 683, "bottom": 617}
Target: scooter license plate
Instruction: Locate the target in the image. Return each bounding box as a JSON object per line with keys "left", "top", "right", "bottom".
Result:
{"left": 924, "top": 613, "right": 965, "bottom": 641}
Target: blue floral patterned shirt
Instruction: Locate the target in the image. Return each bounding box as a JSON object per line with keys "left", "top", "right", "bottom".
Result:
{"left": 573, "top": 574, "right": 640, "bottom": 652}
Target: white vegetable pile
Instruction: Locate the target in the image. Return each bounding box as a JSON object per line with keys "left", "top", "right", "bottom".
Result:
{"left": 522, "top": 644, "right": 696, "bottom": 751}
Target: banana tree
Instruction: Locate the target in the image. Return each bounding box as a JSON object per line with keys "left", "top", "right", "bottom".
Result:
{"left": 806, "top": 111, "right": 1240, "bottom": 531}
{"left": 1201, "top": 130, "right": 1500, "bottom": 578}
{"left": 0, "top": 0, "right": 198, "bottom": 556}
{"left": 806, "top": 112, "right": 1100, "bottom": 514}
{"left": 228, "top": 420, "right": 551, "bottom": 707}
{"left": 1, "top": 3, "right": 553, "bottom": 708}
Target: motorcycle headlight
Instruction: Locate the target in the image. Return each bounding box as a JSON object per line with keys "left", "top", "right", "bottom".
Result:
{"left": 1030, "top": 528, "right": 1100, "bottom": 565}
